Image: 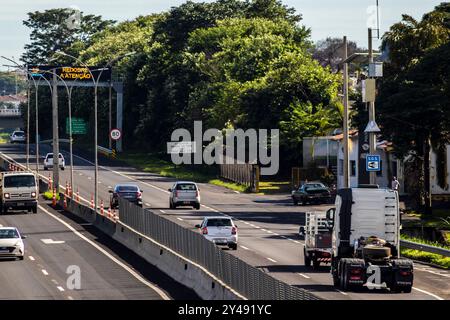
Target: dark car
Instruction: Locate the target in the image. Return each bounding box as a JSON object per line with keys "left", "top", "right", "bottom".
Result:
{"left": 291, "top": 182, "right": 331, "bottom": 205}
{"left": 109, "top": 184, "right": 143, "bottom": 209}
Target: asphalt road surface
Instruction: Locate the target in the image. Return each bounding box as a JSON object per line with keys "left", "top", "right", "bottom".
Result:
{"left": 1, "top": 143, "right": 449, "bottom": 300}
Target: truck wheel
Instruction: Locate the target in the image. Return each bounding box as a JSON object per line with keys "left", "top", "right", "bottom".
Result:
{"left": 2, "top": 206, "right": 7, "bottom": 214}
{"left": 32, "top": 206, "right": 37, "bottom": 214}
{"left": 293, "top": 198, "right": 298, "bottom": 206}
{"left": 304, "top": 248, "right": 311, "bottom": 267}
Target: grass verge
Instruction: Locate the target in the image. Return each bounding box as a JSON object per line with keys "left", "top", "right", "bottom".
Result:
{"left": 400, "top": 234, "right": 450, "bottom": 269}
{"left": 0, "top": 132, "right": 9, "bottom": 144}
{"left": 116, "top": 153, "right": 251, "bottom": 193}
{"left": 400, "top": 249, "right": 450, "bottom": 269}
{"left": 402, "top": 208, "right": 450, "bottom": 229}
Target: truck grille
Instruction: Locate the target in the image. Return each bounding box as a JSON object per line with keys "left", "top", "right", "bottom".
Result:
{"left": 10, "top": 193, "right": 31, "bottom": 199}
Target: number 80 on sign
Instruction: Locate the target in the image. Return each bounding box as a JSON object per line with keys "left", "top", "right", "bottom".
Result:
{"left": 110, "top": 128, "right": 122, "bottom": 141}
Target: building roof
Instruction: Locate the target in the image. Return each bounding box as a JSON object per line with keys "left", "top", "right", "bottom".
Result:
{"left": 0, "top": 94, "right": 27, "bottom": 103}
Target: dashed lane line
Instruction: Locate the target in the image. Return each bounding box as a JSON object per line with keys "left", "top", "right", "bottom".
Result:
{"left": 297, "top": 273, "right": 310, "bottom": 279}
{"left": 38, "top": 204, "right": 171, "bottom": 300}
{"left": 240, "top": 246, "right": 250, "bottom": 250}
{"left": 266, "top": 257, "right": 277, "bottom": 263}
{"left": 41, "top": 269, "right": 49, "bottom": 276}
{"left": 57, "top": 286, "right": 65, "bottom": 292}
{"left": 29, "top": 256, "right": 35, "bottom": 261}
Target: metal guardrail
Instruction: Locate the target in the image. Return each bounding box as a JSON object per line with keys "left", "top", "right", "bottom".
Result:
{"left": 401, "top": 240, "right": 450, "bottom": 257}
{"left": 118, "top": 197, "right": 320, "bottom": 300}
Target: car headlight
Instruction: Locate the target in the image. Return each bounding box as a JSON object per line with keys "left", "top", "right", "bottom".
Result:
{"left": 4, "top": 193, "right": 10, "bottom": 199}
{"left": 31, "top": 192, "right": 36, "bottom": 198}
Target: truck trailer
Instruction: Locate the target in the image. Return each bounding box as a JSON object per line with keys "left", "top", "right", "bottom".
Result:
{"left": 300, "top": 212, "right": 332, "bottom": 269}
{"left": 328, "top": 187, "right": 413, "bottom": 293}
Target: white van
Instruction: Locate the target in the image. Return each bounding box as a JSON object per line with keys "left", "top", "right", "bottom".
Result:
{"left": 0, "top": 172, "right": 38, "bottom": 214}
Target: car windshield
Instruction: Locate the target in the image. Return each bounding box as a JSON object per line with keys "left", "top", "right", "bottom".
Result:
{"left": 176, "top": 183, "right": 197, "bottom": 191}
{"left": 4, "top": 175, "right": 36, "bottom": 188}
{"left": 305, "top": 183, "right": 326, "bottom": 189}
{"left": 206, "top": 218, "right": 232, "bottom": 227}
{"left": 116, "top": 185, "right": 138, "bottom": 192}
{"left": 0, "top": 229, "right": 19, "bottom": 239}
{"left": 14, "top": 132, "right": 24, "bottom": 137}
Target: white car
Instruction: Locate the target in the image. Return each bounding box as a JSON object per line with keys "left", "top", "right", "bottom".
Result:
{"left": 0, "top": 227, "right": 26, "bottom": 260}
{"left": 43, "top": 153, "right": 65, "bottom": 170}
{"left": 9, "top": 131, "right": 26, "bottom": 143}
{"left": 168, "top": 181, "right": 200, "bottom": 210}
{"left": 196, "top": 216, "right": 238, "bottom": 250}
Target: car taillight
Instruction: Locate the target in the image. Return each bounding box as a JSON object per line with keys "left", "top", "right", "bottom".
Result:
{"left": 196, "top": 190, "right": 199, "bottom": 197}
{"left": 137, "top": 192, "right": 142, "bottom": 198}
{"left": 176, "top": 190, "right": 179, "bottom": 198}
{"left": 202, "top": 227, "right": 208, "bottom": 235}
{"left": 350, "top": 268, "right": 362, "bottom": 275}
{"left": 231, "top": 227, "right": 237, "bottom": 235}
{"left": 400, "top": 270, "right": 411, "bottom": 276}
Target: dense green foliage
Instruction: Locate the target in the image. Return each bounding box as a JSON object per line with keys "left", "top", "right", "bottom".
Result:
{"left": 21, "top": 0, "right": 343, "bottom": 173}
{"left": 375, "top": 3, "right": 450, "bottom": 208}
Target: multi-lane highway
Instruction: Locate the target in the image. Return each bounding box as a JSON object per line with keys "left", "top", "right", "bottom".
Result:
{"left": 1, "top": 142, "right": 449, "bottom": 300}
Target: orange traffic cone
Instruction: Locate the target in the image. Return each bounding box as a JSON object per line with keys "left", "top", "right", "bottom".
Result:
{"left": 100, "top": 200, "right": 104, "bottom": 216}
{"left": 76, "top": 188, "right": 80, "bottom": 202}
{"left": 65, "top": 181, "right": 68, "bottom": 196}
{"left": 48, "top": 175, "right": 52, "bottom": 190}
{"left": 107, "top": 207, "right": 112, "bottom": 219}
{"left": 90, "top": 194, "right": 94, "bottom": 209}
{"left": 52, "top": 188, "right": 57, "bottom": 207}
{"left": 63, "top": 195, "right": 67, "bottom": 209}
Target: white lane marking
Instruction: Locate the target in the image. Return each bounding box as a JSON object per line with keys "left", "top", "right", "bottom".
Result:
{"left": 67, "top": 296, "right": 74, "bottom": 300}
{"left": 336, "top": 289, "right": 348, "bottom": 296}
{"left": 57, "top": 286, "right": 65, "bottom": 292}
{"left": 29, "top": 256, "right": 35, "bottom": 261}
{"left": 108, "top": 186, "right": 112, "bottom": 189}
{"left": 280, "top": 236, "right": 288, "bottom": 239}
{"left": 412, "top": 287, "right": 444, "bottom": 300}
{"left": 297, "top": 273, "right": 310, "bottom": 279}
{"left": 254, "top": 226, "right": 261, "bottom": 229}
{"left": 79, "top": 173, "right": 83, "bottom": 176}
{"left": 51, "top": 279, "right": 59, "bottom": 285}
{"left": 41, "top": 269, "right": 49, "bottom": 276}
{"left": 261, "top": 229, "right": 267, "bottom": 232}
{"left": 240, "top": 245, "right": 250, "bottom": 250}
{"left": 243, "top": 222, "right": 250, "bottom": 225}
{"left": 272, "top": 232, "right": 280, "bottom": 236}
{"left": 266, "top": 230, "right": 273, "bottom": 234}
{"left": 160, "top": 210, "right": 166, "bottom": 214}
{"left": 98, "top": 181, "right": 102, "bottom": 184}
{"left": 87, "top": 177, "right": 92, "bottom": 180}
{"left": 0, "top": 224, "right": 2, "bottom": 227}
{"left": 41, "top": 239, "right": 65, "bottom": 244}
{"left": 266, "top": 257, "right": 277, "bottom": 263}
{"left": 38, "top": 205, "right": 170, "bottom": 300}
{"left": 415, "top": 267, "right": 450, "bottom": 278}
{"left": 177, "top": 218, "right": 183, "bottom": 221}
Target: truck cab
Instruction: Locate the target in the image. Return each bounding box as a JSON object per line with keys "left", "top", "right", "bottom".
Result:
{"left": 0, "top": 172, "right": 38, "bottom": 214}
{"left": 328, "top": 187, "right": 413, "bottom": 293}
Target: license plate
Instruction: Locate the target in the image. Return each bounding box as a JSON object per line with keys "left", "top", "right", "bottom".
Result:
{"left": 215, "top": 239, "right": 227, "bottom": 243}
{"left": 184, "top": 201, "right": 190, "bottom": 204}
{"left": 17, "top": 203, "right": 25, "bottom": 206}
{"left": 0, "top": 250, "right": 9, "bottom": 253}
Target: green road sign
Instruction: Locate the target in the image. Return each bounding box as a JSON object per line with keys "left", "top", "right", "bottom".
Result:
{"left": 66, "top": 117, "right": 87, "bottom": 135}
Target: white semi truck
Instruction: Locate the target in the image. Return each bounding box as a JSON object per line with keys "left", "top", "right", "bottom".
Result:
{"left": 327, "top": 187, "right": 413, "bottom": 293}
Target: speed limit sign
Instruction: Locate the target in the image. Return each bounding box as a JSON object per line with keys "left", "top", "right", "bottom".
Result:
{"left": 110, "top": 128, "right": 122, "bottom": 141}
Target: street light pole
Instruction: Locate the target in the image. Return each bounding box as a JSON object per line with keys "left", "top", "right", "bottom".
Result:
{"left": 52, "top": 72, "right": 60, "bottom": 192}
{"left": 343, "top": 36, "right": 350, "bottom": 188}
{"left": 368, "top": 28, "right": 377, "bottom": 185}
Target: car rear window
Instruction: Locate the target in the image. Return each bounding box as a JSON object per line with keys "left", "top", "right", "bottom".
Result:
{"left": 0, "top": 229, "right": 19, "bottom": 239}
{"left": 4, "top": 175, "right": 36, "bottom": 188}
{"left": 176, "top": 183, "right": 197, "bottom": 191}
{"left": 46, "top": 154, "right": 53, "bottom": 159}
{"left": 306, "top": 183, "right": 326, "bottom": 189}
{"left": 206, "top": 218, "right": 232, "bottom": 227}
{"left": 14, "top": 132, "right": 24, "bottom": 137}
{"left": 116, "top": 185, "right": 138, "bottom": 192}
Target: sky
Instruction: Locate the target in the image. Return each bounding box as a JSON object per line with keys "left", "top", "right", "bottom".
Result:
{"left": 0, "top": 0, "right": 445, "bottom": 70}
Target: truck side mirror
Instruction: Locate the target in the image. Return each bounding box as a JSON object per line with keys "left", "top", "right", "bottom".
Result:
{"left": 326, "top": 208, "right": 335, "bottom": 222}
{"left": 299, "top": 226, "right": 305, "bottom": 237}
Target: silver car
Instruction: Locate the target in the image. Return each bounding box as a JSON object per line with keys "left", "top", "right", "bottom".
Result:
{"left": 168, "top": 181, "right": 200, "bottom": 210}
{"left": 0, "top": 227, "right": 26, "bottom": 260}
{"left": 9, "top": 131, "right": 26, "bottom": 143}
{"left": 196, "top": 216, "right": 238, "bottom": 250}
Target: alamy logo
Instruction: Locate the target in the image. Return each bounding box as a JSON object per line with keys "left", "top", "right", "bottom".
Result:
{"left": 66, "top": 265, "right": 81, "bottom": 290}
{"left": 167, "top": 121, "right": 279, "bottom": 175}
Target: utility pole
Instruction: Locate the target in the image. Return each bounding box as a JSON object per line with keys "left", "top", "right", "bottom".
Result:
{"left": 343, "top": 36, "right": 350, "bottom": 188}
{"left": 52, "top": 71, "right": 60, "bottom": 192}
{"left": 368, "top": 28, "right": 377, "bottom": 185}
{"left": 109, "top": 82, "right": 112, "bottom": 150}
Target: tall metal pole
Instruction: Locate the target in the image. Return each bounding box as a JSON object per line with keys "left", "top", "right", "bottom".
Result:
{"left": 94, "top": 86, "right": 98, "bottom": 211}
{"left": 343, "top": 36, "right": 350, "bottom": 188}
{"left": 68, "top": 87, "right": 74, "bottom": 192}
{"left": 368, "top": 28, "right": 377, "bottom": 185}
{"left": 52, "top": 72, "right": 60, "bottom": 192}
{"left": 26, "top": 83, "right": 30, "bottom": 169}
{"left": 109, "top": 83, "right": 112, "bottom": 150}
{"left": 35, "top": 85, "right": 39, "bottom": 177}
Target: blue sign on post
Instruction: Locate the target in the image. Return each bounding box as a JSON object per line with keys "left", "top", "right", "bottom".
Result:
{"left": 366, "top": 155, "right": 381, "bottom": 172}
